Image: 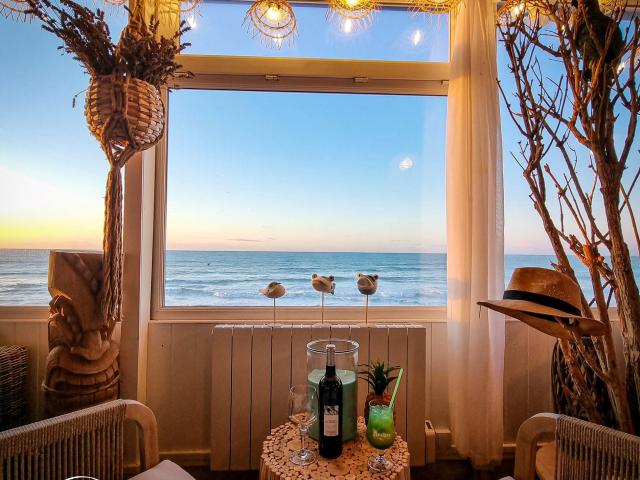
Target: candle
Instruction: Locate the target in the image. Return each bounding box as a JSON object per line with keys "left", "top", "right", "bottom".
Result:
{"left": 308, "top": 368, "right": 358, "bottom": 442}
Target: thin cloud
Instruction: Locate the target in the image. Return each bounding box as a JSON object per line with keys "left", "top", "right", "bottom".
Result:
{"left": 226, "top": 238, "right": 263, "bottom": 243}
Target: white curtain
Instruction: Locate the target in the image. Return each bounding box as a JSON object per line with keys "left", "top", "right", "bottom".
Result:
{"left": 446, "top": 0, "right": 505, "bottom": 468}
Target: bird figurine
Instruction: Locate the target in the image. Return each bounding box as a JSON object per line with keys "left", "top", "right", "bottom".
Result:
{"left": 259, "top": 281, "right": 286, "bottom": 299}
{"left": 311, "top": 274, "right": 336, "bottom": 295}
{"left": 260, "top": 281, "right": 286, "bottom": 325}
{"left": 357, "top": 273, "right": 379, "bottom": 296}
{"left": 571, "top": 0, "right": 623, "bottom": 82}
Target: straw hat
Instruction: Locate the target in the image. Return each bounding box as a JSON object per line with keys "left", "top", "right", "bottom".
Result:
{"left": 259, "top": 281, "right": 286, "bottom": 299}
{"left": 311, "top": 274, "right": 336, "bottom": 295}
{"left": 478, "top": 267, "right": 607, "bottom": 339}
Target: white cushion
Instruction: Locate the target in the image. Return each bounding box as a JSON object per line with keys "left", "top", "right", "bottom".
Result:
{"left": 129, "top": 460, "right": 195, "bottom": 480}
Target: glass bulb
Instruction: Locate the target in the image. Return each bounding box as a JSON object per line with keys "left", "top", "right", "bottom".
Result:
{"left": 510, "top": 3, "right": 525, "bottom": 16}
{"left": 266, "top": 5, "right": 282, "bottom": 22}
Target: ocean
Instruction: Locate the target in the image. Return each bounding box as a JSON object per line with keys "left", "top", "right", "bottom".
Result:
{"left": 0, "top": 249, "right": 638, "bottom": 307}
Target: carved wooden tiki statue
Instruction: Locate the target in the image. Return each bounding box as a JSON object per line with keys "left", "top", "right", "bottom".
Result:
{"left": 43, "top": 251, "right": 120, "bottom": 416}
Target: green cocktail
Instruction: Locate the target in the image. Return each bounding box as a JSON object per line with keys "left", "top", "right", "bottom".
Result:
{"left": 366, "top": 401, "right": 396, "bottom": 473}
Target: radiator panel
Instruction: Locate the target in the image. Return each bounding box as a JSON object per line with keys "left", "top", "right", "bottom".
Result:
{"left": 210, "top": 324, "right": 427, "bottom": 470}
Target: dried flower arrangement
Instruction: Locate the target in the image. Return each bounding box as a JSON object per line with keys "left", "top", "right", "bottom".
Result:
{"left": 26, "top": 0, "right": 190, "bottom": 86}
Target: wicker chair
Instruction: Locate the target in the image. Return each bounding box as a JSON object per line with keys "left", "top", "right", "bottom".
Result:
{"left": 0, "top": 399, "right": 193, "bottom": 480}
{"left": 502, "top": 412, "right": 640, "bottom": 480}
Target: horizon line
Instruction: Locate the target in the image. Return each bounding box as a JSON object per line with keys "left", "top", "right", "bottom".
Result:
{"left": 0, "top": 247, "right": 593, "bottom": 257}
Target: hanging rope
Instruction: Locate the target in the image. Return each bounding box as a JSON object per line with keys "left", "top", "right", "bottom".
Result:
{"left": 85, "top": 35, "right": 165, "bottom": 330}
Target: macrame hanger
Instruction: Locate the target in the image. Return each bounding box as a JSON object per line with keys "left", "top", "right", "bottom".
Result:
{"left": 98, "top": 73, "right": 138, "bottom": 330}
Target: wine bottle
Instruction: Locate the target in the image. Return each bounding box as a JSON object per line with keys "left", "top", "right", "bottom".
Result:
{"left": 318, "top": 343, "right": 343, "bottom": 459}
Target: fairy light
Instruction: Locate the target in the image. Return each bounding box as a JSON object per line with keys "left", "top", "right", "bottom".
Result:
{"left": 510, "top": 2, "right": 525, "bottom": 16}
{"left": 343, "top": 18, "right": 353, "bottom": 33}
{"left": 617, "top": 61, "right": 626, "bottom": 74}
{"left": 187, "top": 15, "right": 197, "bottom": 28}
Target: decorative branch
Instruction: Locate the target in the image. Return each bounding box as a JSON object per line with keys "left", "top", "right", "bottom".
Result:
{"left": 498, "top": 0, "right": 640, "bottom": 433}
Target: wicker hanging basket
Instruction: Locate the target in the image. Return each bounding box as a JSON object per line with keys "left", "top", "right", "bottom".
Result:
{"left": 83, "top": 72, "right": 165, "bottom": 329}
{"left": 85, "top": 74, "right": 164, "bottom": 152}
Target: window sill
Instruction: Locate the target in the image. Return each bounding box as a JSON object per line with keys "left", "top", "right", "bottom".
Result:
{"left": 0, "top": 306, "right": 49, "bottom": 321}
{"left": 151, "top": 305, "right": 447, "bottom": 323}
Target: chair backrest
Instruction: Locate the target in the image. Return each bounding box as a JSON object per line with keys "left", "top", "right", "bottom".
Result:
{"left": 555, "top": 414, "right": 640, "bottom": 479}
{"left": 513, "top": 413, "right": 640, "bottom": 480}
{"left": 0, "top": 399, "right": 159, "bottom": 480}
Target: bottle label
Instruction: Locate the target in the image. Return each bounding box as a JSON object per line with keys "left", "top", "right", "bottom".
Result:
{"left": 323, "top": 406, "right": 339, "bottom": 437}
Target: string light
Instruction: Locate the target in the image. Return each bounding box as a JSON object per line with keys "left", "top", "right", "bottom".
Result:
{"left": 329, "top": 0, "right": 378, "bottom": 32}
{"left": 412, "top": 0, "right": 460, "bottom": 15}
{"left": 245, "top": 0, "right": 297, "bottom": 47}
{"left": 510, "top": 2, "right": 525, "bottom": 16}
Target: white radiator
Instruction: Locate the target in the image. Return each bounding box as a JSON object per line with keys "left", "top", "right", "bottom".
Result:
{"left": 210, "top": 324, "right": 427, "bottom": 471}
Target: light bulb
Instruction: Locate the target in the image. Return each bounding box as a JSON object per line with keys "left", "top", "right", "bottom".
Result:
{"left": 412, "top": 30, "right": 423, "bottom": 46}
{"left": 343, "top": 18, "right": 353, "bottom": 33}
{"left": 266, "top": 4, "right": 282, "bottom": 22}
{"left": 617, "top": 61, "right": 626, "bottom": 74}
{"left": 510, "top": 3, "right": 525, "bottom": 16}
{"left": 187, "top": 15, "right": 197, "bottom": 28}
{"left": 345, "top": 0, "right": 360, "bottom": 7}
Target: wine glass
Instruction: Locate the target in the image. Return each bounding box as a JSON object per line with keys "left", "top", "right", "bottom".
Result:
{"left": 288, "top": 384, "right": 318, "bottom": 466}
{"left": 366, "top": 399, "right": 397, "bottom": 473}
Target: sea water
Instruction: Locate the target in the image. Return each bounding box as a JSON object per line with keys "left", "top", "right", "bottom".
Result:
{"left": 1, "top": 249, "right": 638, "bottom": 306}
{"left": 308, "top": 368, "right": 357, "bottom": 442}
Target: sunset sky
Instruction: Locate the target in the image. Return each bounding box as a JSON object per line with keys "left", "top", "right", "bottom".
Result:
{"left": 1, "top": 1, "right": 638, "bottom": 255}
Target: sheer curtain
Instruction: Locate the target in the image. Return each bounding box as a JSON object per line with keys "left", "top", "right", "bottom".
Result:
{"left": 445, "top": 0, "right": 505, "bottom": 468}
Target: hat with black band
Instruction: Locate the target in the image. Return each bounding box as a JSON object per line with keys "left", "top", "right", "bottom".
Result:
{"left": 478, "top": 267, "right": 607, "bottom": 339}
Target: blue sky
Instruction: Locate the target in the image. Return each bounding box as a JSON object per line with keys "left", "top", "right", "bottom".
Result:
{"left": 0, "top": 1, "right": 638, "bottom": 255}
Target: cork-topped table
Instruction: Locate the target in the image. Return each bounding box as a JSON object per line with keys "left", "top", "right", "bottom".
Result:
{"left": 259, "top": 417, "right": 411, "bottom": 480}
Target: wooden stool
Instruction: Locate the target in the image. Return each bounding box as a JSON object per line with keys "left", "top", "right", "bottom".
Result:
{"left": 259, "top": 417, "right": 411, "bottom": 480}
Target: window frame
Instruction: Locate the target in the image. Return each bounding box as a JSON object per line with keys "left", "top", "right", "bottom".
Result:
{"left": 151, "top": 53, "right": 450, "bottom": 322}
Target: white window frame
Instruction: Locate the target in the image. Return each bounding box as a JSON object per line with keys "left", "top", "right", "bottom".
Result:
{"left": 151, "top": 52, "right": 450, "bottom": 322}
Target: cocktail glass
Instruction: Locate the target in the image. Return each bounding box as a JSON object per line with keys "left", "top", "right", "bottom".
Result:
{"left": 366, "top": 399, "right": 397, "bottom": 473}
{"left": 288, "top": 384, "right": 318, "bottom": 466}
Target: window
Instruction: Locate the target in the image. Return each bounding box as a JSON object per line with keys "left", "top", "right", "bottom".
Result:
{"left": 162, "top": 89, "right": 447, "bottom": 308}
{"left": 152, "top": 4, "right": 450, "bottom": 317}
{"left": 0, "top": 11, "right": 127, "bottom": 306}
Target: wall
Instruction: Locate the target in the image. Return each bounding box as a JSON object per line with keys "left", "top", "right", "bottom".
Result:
{"left": 2, "top": 317, "right": 600, "bottom": 463}
{"left": 142, "top": 321, "right": 452, "bottom": 464}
